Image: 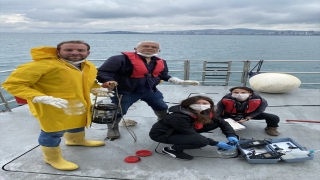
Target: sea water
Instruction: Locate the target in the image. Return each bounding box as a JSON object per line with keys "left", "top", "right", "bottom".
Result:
{"left": 0, "top": 33, "right": 319, "bottom": 110}
{"left": 0, "top": 33, "right": 319, "bottom": 67}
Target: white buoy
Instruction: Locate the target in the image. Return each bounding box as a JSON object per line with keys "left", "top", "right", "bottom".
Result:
{"left": 249, "top": 73, "right": 301, "bottom": 93}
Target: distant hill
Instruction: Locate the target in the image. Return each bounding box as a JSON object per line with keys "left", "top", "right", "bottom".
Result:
{"left": 153, "top": 28, "right": 319, "bottom": 35}
{"left": 95, "top": 28, "right": 319, "bottom": 35}
{"left": 95, "top": 31, "right": 151, "bottom": 34}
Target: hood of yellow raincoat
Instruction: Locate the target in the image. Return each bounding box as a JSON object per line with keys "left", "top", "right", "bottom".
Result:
{"left": 30, "top": 46, "right": 58, "bottom": 61}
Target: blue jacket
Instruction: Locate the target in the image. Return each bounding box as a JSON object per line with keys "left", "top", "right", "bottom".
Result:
{"left": 97, "top": 53, "right": 171, "bottom": 94}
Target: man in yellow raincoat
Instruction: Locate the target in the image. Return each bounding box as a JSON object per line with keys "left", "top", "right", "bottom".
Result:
{"left": 2, "top": 40, "right": 112, "bottom": 171}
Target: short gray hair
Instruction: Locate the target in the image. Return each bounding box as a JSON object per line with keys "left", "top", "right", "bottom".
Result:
{"left": 136, "top": 41, "right": 161, "bottom": 48}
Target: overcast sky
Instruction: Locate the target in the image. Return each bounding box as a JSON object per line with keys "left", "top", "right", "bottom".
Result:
{"left": 0, "top": 0, "right": 319, "bottom": 32}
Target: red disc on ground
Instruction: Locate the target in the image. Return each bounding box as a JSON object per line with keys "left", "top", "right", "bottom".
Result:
{"left": 124, "top": 156, "right": 140, "bottom": 163}
{"left": 136, "top": 150, "right": 152, "bottom": 157}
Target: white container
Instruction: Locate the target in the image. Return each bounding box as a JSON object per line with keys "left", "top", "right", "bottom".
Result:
{"left": 217, "top": 147, "right": 238, "bottom": 158}
{"left": 281, "top": 150, "right": 313, "bottom": 159}
{"left": 63, "top": 99, "right": 86, "bottom": 115}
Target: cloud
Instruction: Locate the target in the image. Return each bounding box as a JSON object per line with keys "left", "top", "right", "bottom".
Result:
{"left": 0, "top": 0, "right": 319, "bottom": 32}
{"left": 0, "top": 14, "right": 31, "bottom": 23}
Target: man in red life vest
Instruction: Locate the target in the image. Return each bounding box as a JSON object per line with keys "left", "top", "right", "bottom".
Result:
{"left": 97, "top": 41, "right": 199, "bottom": 139}
{"left": 216, "top": 86, "right": 280, "bottom": 136}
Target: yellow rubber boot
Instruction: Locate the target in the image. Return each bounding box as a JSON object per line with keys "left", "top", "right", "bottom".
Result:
{"left": 64, "top": 131, "right": 105, "bottom": 147}
{"left": 40, "top": 146, "right": 78, "bottom": 171}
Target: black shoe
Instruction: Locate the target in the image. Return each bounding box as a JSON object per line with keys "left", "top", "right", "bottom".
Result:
{"left": 162, "top": 147, "right": 194, "bottom": 160}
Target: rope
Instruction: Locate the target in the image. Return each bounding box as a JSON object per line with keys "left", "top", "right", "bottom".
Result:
{"left": 2, "top": 145, "right": 128, "bottom": 179}
{"left": 249, "top": 60, "right": 264, "bottom": 78}
{"left": 153, "top": 143, "right": 240, "bottom": 159}
{"left": 286, "top": 120, "right": 320, "bottom": 123}
{"left": 114, "top": 86, "right": 137, "bottom": 142}
{"left": 249, "top": 60, "right": 264, "bottom": 73}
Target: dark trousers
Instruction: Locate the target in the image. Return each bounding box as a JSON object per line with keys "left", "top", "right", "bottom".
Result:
{"left": 152, "top": 123, "right": 220, "bottom": 151}
{"left": 222, "top": 112, "right": 279, "bottom": 127}
{"left": 111, "top": 90, "right": 168, "bottom": 117}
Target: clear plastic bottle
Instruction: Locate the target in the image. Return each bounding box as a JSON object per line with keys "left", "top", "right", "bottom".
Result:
{"left": 217, "top": 142, "right": 238, "bottom": 158}
{"left": 217, "top": 147, "right": 238, "bottom": 158}
{"left": 63, "top": 99, "right": 86, "bottom": 115}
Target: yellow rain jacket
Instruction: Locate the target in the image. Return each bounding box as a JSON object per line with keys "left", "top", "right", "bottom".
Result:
{"left": 2, "top": 46, "right": 101, "bottom": 132}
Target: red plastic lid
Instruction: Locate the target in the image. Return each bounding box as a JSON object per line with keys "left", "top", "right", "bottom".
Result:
{"left": 136, "top": 150, "right": 152, "bottom": 157}
{"left": 124, "top": 156, "right": 140, "bottom": 163}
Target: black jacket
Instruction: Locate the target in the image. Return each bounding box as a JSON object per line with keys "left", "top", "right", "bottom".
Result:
{"left": 149, "top": 105, "right": 235, "bottom": 145}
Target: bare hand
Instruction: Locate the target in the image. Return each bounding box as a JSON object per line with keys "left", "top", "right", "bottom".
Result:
{"left": 238, "top": 119, "right": 247, "bottom": 123}
{"left": 102, "top": 81, "right": 118, "bottom": 89}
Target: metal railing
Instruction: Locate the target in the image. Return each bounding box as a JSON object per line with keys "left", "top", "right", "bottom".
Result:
{"left": 1, "top": 60, "right": 320, "bottom": 112}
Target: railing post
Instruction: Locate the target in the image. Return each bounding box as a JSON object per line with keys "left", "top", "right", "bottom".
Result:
{"left": 241, "top": 60, "right": 251, "bottom": 86}
{"left": 202, "top": 61, "right": 207, "bottom": 86}
{"left": 184, "top": 60, "right": 190, "bottom": 80}
{"left": 225, "top": 61, "right": 232, "bottom": 86}
{"left": 0, "top": 88, "right": 12, "bottom": 112}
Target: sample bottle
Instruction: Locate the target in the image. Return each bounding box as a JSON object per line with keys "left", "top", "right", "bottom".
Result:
{"left": 217, "top": 142, "right": 238, "bottom": 158}
{"left": 63, "top": 99, "right": 86, "bottom": 115}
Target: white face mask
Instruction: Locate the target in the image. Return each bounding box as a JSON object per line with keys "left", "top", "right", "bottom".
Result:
{"left": 189, "top": 104, "right": 211, "bottom": 111}
{"left": 62, "top": 59, "right": 86, "bottom": 65}
{"left": 137, "top": 52, "right": 158, "bottom": 57}
{"left": 231, "top": 94, "right": 250, "bottom": 101}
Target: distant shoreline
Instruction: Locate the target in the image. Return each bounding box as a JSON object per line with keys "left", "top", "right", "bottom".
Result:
{"left": 1, "top": 32, "right": 319, "bottom": 36}
{"left": 1, "top": 28, "right": 319, "bottom": 36}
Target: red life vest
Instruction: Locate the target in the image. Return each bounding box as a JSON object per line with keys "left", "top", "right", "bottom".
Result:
{"left": 222, "top": 98, "right": 261, "bottom": 114}
{"left": 122, "top": 52, "right": 165, "bottom": 78}
{"left": 189, "top": 112, "right": 214, "bottom": 130}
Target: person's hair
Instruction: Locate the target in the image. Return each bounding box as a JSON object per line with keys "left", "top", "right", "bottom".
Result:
{"left": 229, "top": 86, "right": 254, "bottom": 93}
{"left": 180, "top": 95, "right": 214, "bottom": 124}
{"left": 136, "top": 41, "right": 161, "bottom": 48}
{"left": 57, "top": 40, "right": 90, "bottom": 51}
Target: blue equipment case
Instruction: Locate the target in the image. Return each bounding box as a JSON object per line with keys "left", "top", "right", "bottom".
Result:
{"left": 238, "top": 137, "right": 314, "bottom": 164}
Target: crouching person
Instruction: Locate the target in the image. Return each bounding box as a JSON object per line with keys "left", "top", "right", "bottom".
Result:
{"left": 149, "top": 95, "right": 238, "bottom": 160}
{"left": 216, "top": 86, "right": 280, "bottom": 136}
{"left": 1, "top": 40, "right": 111, "bottom": 170}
